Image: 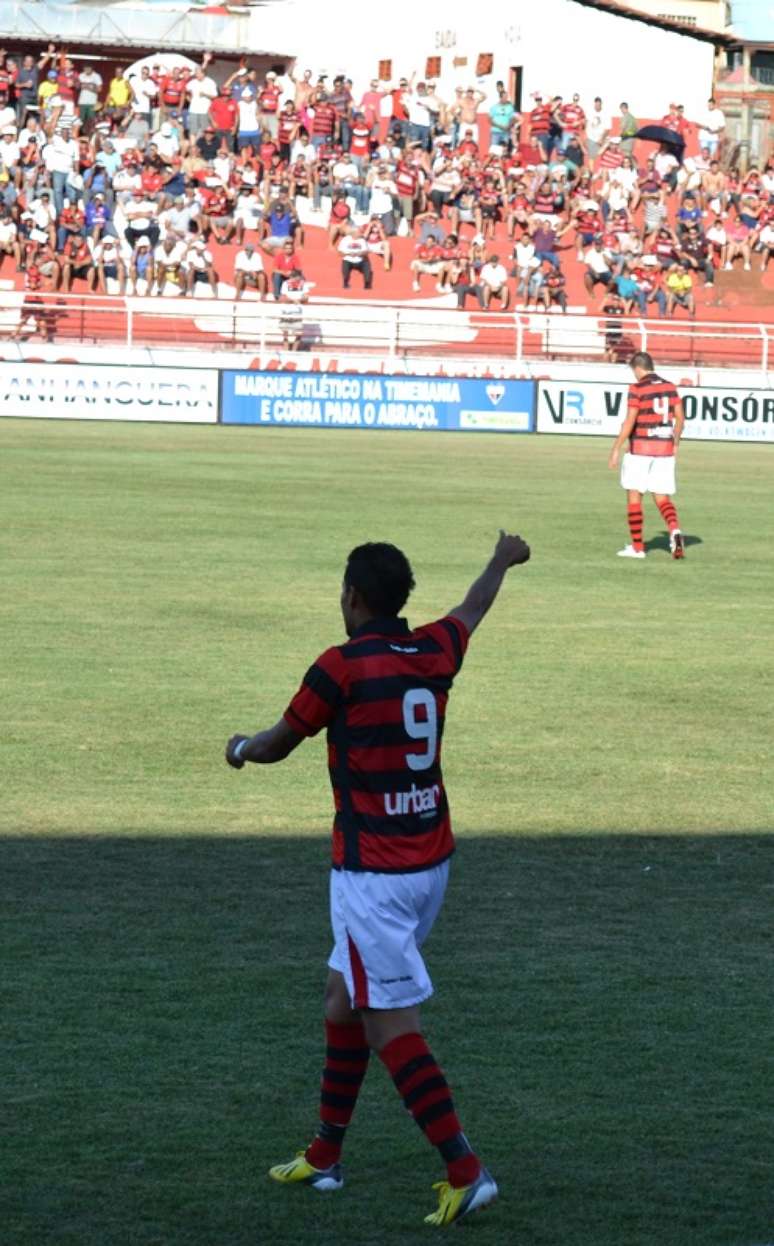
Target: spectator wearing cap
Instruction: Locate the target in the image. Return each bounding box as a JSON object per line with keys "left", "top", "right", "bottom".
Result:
{"left": 84, "top": 191, "right": 115, "bottom": 241}
{"left": 55, "top": 194, "right": 85, "bottom": 253}
{"left": 37, "top": 68, "right": 59, "bottom": 117}
{"left": 677, "top": 224, "right": 714, "bottom": 286}
{"left": 365, "top": 162, "right": 398, "bottom": 234}
{"left": 128, "top": 234, "right": 153, "bottom": 294}
{"left": 236, "top": 85, "right": 261, "bottom": 152}
{"left": 234, "top": 241, "right": 267, "bottom": 299}
{"left": 479, "top": 252, "right": 510, "bottom": 310}
{"left": 124, "top": 187, "right": 160, "bottom": 248}
{"left": 184, "top": 228, "right": 219, "bottom": 297}
{"left": 257, "top": 72, "right": 282, "bottom": 140}
{"left": 210, "top": 84, "right": 238, "bottom": 150}
{"left": 153, "top": 233, "right": 186, "bottom": 295}
{"left": 632, "top": 256, "right": 666, "bottom": 316}
{"left": 89, "top": 234, "right": 124, "bottom": 294}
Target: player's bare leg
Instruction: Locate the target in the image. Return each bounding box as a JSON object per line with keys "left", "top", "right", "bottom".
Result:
{"left": 653, "top": 491, "right": 684, "bottom": 558}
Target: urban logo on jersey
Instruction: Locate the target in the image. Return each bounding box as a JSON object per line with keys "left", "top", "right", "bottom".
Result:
{"left": 384, "top": 783, "right": 441, "bottom": 817}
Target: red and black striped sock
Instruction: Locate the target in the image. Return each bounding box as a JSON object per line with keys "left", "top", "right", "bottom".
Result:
{"left": 657, "top": 498, "right": 680, "bottom": 532}
{"left": 379, "top": 1031, "right": 481, "bottom": 1188}
{"left": 305, "top": 1019, "right": 370, "bottom": 1170}
{"left": 627, "top": 503, "right": 645, "bottom": 552}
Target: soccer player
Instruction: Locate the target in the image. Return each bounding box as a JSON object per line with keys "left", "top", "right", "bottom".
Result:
{"left": 225, "top": 533, "right": 531, "bottom": 1227}
{"left": 608, "top": 352, "right": 686, "bottom": 559}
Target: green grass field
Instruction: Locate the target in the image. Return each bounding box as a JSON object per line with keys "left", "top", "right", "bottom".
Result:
{"left": 2, "top": 419, "right": 773, "bottom": 1246}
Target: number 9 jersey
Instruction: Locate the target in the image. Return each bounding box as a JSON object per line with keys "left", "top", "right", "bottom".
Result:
{"left": 283, "top": 616, "right": 469, "bottom": 873}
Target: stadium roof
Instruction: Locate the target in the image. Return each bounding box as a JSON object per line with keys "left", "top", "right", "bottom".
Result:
{"left": 0, "top": 2, "right": 293, "bottom": 57}
{"left": 572, "top": 0, "right": 738, "bottom": 44}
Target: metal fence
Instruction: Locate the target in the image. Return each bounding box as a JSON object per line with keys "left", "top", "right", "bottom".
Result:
{"left": 1, "top": 291, "right": 772, "bottom": 373}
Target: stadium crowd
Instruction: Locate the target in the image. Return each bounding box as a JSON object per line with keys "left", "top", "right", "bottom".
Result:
{"left": 0, "top": 42, "right": 772, "bottom": 323}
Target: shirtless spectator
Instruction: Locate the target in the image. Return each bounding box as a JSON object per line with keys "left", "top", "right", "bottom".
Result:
{"left": 234, "top": 241, "right": 267, "bottom": 299}
{"left": 702, "top": 160, "right": 728, "bottom": 215}
{"left": 456, "top": 85, "right": 486, "bottom": 145}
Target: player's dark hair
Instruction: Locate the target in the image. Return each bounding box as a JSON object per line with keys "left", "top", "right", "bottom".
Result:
{"left": 344, "top": 543, "right": 415, "bottom": 617}
{"left": 630, "top": 351, "right": 654, "bottom": 372}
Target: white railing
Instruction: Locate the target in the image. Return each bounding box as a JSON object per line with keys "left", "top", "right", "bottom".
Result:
{"left": 1, "top": 291, "right": 772, "bottom": 374}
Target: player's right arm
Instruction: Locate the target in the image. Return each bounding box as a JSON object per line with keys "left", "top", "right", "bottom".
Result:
{"left": 226, "top": 646, "right": 346, "bottom": 770}
{"left": 608, "top": 398, "right": 638, "bottom": 469}
{"left": 672, "top": 396, "right": 685, "bottom": 448}
{"left": 226, "top": 719, "right": 302, "bottom": 769}
{"left": 448, "top": 530, "right": 530, "bottom": 636}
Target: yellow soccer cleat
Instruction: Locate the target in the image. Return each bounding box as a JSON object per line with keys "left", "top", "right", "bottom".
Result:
{"left": 268, "top": 1150, "right": 344, "bottom": 1192}
{"left": 424, "top": 1166, "right": 498, "bottom": 1227}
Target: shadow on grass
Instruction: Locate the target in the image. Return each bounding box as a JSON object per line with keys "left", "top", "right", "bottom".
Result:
{"left": 2, "top": 831, "right": 772, "bottom": 1246}
{"left": 644, "top": 529, "right": 704, "bottom": 554}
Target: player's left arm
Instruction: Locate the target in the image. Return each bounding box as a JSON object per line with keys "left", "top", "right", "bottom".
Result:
{"left": 672, "top": 396, "right": 685, "bottom": 449}
{"left": 226, "top": 718, "right": 303, "bottom": 769}
{"left": 608, "top": 401, "right": 638, "bottom": 469}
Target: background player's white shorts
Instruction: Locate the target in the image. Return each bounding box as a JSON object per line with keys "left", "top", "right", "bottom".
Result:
{"left": 328, "top": 861, "right": 450, "bottom": 1011}
{"left": 620, "top": 452, "right": 676, "bottom": 495}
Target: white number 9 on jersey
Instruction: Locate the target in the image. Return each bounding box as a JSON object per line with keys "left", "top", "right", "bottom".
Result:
{"left": 402, "top": 688, "right": 438, "bottom": 772}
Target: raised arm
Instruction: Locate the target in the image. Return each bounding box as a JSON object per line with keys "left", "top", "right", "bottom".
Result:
{"left": 226, "top": 718, "right": 303, "bottom": 768}
{"left": 448, "top": 530, "right": 530, "bottom": 636}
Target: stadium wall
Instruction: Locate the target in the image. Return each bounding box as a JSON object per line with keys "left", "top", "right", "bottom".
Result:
{"left": 2, "top": 363, "right": 773, "bottom": 442}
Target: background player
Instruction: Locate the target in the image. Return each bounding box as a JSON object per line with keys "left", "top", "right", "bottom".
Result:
{"left": 608, "top": 351, "right": 686, "bottom": 560}
{"left": 225, "top": 532, "right": 530, "bottom": 1228}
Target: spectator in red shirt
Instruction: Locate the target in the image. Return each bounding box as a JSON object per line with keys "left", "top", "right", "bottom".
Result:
{"left": 210, "top": 87, "right": 238, "bottom": 150}
{"left": 258, "top": 72, "right": 281, "bottom": 139}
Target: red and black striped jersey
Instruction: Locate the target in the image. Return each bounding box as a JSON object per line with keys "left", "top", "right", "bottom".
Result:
{"left": 283, "top": 615, "right": 469, "bottom": 874}
{"left": 629, "top": 372, "right": 681, "bottom": 457}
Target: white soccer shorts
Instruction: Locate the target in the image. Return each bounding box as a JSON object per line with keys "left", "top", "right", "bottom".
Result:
{"left": 620, "top": 452, "right": 676, "bottom": 495}
{"left": 328, "top": 861, "right": 450, "bottom": 1011}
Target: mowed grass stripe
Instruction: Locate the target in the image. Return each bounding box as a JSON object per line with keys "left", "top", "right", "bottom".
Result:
{"left": 1, "top": 419, "right": 772, "bottom": 1244}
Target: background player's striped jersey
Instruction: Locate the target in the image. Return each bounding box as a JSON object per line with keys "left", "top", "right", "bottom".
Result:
{"left": 628, "top": 372, "right": 681, "bottom": 457}
{"left": 284, "top": 615, "right": 469, "bottom": 873}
